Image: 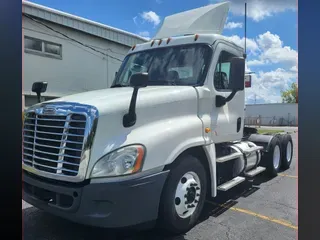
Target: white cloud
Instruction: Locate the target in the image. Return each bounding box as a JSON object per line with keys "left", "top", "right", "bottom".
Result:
{"left": 225, "top": 35, "right": 260, "bottom": 55}
{"left": 133, "top": 16, "right": 138, "bottom": 25}
{"left": 212, "top": 0, "right": 296, "bottom": 22}
{"left": 256, "top": 31, "right": 282, "bottom": 50}
{"left": 225, "top": 21, "right": 243, "bottom": 29}
{"left": 257, "top": 31, "right": 297, "bottom": 66}
{"left": 138, "top": 31, "right": 151, "bottom": 40}
{"left": 156, "top": 0, "right": 163, "bottom": 4}
{"left": 226, "top": 31, "right": 297, "bottom": 70}
{"left": 245, "top": 68, "right": 296, "bottom": 104}
{"left": 290, "top": 65, "right": 298, "bottom": 72}
{"left": 247, "top": 59, "right": 265, "bottom": 66}
{"left": 141, "top": 11, "right": 161, "bottom": 26}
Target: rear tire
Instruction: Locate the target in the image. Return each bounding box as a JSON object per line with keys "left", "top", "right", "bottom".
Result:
{"left": 261, "top": 136, "right": 282, "bottom": 177}
{"left": 158, "top": 154, "right": 207, "bottom": 235}
{"left": 279, "top": 134, "right": 293, "bottom": 170}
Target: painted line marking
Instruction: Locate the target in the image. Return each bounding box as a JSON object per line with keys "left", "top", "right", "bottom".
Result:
{"left": 205, "top": 200, "right": 298, "bottom": 230}
{"left": 278, "top": 173, "right": 298, "bottom": 179}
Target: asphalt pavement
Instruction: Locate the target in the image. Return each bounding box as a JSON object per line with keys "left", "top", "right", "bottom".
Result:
{"left": 22, "top": 133, "right": 298, "bottom": 240}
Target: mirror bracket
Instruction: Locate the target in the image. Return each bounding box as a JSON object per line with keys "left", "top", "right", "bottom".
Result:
{"left": 123, "top": 72, "right": 148, "bottom": 128}
{"left": 216, "top": 90, "right": 237, "bottom": 108}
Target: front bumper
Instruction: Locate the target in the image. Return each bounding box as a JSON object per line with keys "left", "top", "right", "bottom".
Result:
{"left": 22, "top": 170, "right": 169, "bottom": 228}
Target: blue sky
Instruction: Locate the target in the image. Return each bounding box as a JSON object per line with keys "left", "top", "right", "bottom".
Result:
{"left": 27, "top": 0, "right": 297, "bottom": 104}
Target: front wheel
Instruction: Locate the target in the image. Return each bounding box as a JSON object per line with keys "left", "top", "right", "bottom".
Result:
{"left": 158, "top": 154, "right": 207, "bottom": 235}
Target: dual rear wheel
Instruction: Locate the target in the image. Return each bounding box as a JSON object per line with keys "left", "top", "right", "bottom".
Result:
{"left": 262, "top": 134, "right": 293, "bottom": 177}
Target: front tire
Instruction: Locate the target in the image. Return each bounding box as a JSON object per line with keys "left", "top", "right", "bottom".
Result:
{"left": 158, "top": 154, "right": 207, "bottom": 235}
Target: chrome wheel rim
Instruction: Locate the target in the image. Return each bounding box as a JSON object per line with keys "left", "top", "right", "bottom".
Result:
{"left": 174, "top": 171, "right": 201, "bottom": 219}
{"left": 273, "top": 145, "right": 281, "bottom": 169}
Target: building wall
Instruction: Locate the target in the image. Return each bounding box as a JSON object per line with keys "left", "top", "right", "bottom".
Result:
{"left": 23, "top": 16, "right": 135, "bottom": 106}
{"left": 245, "top": 103, "right": 298, "bottom": 126}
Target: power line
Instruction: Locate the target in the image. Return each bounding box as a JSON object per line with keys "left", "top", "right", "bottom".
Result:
{"left": 23, "top": 13, "right": 124, "bottom": 62}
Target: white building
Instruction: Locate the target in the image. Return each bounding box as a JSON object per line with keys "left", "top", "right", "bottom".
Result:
{"left": 22, "top": 1, "right": 148, "bottom": 107}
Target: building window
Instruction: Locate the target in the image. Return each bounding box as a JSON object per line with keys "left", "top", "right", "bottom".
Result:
{"left": 24, "top": 36, "right": 62, "bottom": 59}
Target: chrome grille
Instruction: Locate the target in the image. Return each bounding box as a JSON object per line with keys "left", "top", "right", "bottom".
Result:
{"left": 22, "top": 102, "right": 99, "bottom": 182}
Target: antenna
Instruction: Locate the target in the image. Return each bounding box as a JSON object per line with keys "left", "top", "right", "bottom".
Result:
{"left": 244, "top": 2, "right": 247, "bottom": 59}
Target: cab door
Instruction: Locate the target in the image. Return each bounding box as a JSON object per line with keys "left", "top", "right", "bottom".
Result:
{"left": 210, "top": 42, "right": 245, "bottom": 143}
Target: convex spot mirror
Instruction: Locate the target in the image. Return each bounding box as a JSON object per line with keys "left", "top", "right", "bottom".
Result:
{"left": 229, "top": 57, "right": 245, "bottom": 92}
{"left": 32, "top": 81, "right": 48, "bottom": 94}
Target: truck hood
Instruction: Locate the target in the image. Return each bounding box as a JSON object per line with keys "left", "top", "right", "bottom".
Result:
{"left": 49, "top": 86, "right": 198, "bottom": 116}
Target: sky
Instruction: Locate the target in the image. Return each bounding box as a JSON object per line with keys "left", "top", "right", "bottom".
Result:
{"left": 26, "top": 0, "right": 297, "bottom": 104}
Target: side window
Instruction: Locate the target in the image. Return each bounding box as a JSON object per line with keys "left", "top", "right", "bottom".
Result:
{"left": 214, "top": 51, "right": 235, "bottom": 91}
{"left": 24, "top": 36, "right": 62, "bottom": 59}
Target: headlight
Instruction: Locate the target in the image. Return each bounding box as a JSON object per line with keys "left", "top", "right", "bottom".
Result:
{"left": 90, "top": 144, "right": 145, "bottom": 178}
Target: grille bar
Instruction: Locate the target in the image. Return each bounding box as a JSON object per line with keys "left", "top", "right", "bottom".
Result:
{"left": 24, "top": 141, "right": 82, "bottom": 152}
{"left": 32, "top": 162, "right": 78, "bottom": 174}
{"left": 27, "top": 136, "right": 83, "bottom": 144}
{"left": 26, "top": 117, "right": 86, "bottom": 123}
{"left": 23, "top": 129, "right": 84, "bottom": 137}
{"left": 24, "top": 155, "right": 80, "bottom": 166}
{"left": 25, "top": 123, "right": 85, "bottom": 130}
{"left": 26, "top": 148, "right": 81, "bottom": 159}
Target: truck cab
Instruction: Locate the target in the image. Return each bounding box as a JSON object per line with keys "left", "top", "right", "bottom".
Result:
{"left": 22, "top": 2, "right": 293, "bottom": 235}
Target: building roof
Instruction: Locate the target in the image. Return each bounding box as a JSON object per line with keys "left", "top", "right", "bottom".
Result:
{"left": 22, "top": 1, "right": 148, "bottom": 47}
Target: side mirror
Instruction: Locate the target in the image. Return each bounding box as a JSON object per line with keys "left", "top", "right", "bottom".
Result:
{"left": 130, "top": 72, "right": 148, "bottom": 88}
{"left": 32, "top": 82, "right": 48, "bottom": 94}
{"left": 32, "top": 81, "right": 48, "bottom": 103}
{"left": 123, "top": 72, "right": 148, "bottom": 128}
{"left": 229, "top": 57, "right": 245, "bottom": 91}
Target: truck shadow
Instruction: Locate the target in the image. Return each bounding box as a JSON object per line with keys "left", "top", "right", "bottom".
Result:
{"left": 22, "top": 173, "right": 275, "bottom": 240}
{"left": 199, "top": 172, "right": 277, "bottom": 223}
{"left": 22, "top": 207, "right": 187, "bottom": 240}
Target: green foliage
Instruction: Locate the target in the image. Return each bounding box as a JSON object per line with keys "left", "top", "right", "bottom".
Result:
{"left": 281, "top": 83, "right": 298, "bottom": 103}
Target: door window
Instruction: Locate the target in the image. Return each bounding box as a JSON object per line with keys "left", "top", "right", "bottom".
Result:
{"left": 214, "top": 51, "right": 236, "bottom": 91}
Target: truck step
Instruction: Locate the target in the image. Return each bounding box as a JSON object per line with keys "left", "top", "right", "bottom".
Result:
{"left": 217, "top": 176, "right": 245, "bottom": 191}
{"left": 216, "top": 152, "right": 243, "bottom": 163}
{"left": 245, "top": 166, "right": 266, "bottom": 177}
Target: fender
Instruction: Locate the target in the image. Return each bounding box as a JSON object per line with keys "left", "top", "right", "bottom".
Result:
{"left": 127, "top": 114, "right": 206, "bottom": 171}
{"left": 85, "top": 114, "right": 206, "bottom": 179}
{"left": 247, "top": 133, "right": 278, "bottom": 152}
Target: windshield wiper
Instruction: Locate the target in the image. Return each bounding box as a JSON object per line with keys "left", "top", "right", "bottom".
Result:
{"left": 110, "top": 84, "right": 128, "bottom": 88}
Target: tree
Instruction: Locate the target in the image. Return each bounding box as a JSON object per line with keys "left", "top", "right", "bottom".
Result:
{"left": 281, "top": 83, "right": 298, "bottom": 103}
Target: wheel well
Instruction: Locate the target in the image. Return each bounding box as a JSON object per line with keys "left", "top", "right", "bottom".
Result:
{"left": 164, "top": 146, "right": 212, "bottom": 197}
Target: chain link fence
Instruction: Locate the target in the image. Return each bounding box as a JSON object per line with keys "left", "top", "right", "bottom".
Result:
{"left": 245, "top": 114, "right": 297, "bottom": 127}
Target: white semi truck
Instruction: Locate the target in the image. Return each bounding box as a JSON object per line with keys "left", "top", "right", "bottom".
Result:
{"left": 22, "top": 2, "right": 293, "bottom": 235}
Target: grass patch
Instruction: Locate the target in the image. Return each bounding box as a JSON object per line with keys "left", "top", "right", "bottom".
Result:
{"left": 257, "top": 129, "right": 285, "bottom": 135}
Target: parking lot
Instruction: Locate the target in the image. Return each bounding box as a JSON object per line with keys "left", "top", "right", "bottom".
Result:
{"left": 23, "top": 132, "right": 297, "bottom": 240}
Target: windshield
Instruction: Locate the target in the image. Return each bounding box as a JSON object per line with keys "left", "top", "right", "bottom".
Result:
{"left": 112, "top": 44, "right": 212, "bottom": 87}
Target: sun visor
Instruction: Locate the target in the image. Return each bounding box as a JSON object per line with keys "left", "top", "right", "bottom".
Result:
{"left": 154, "top": 2, "right": 230, "bottom": 39}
